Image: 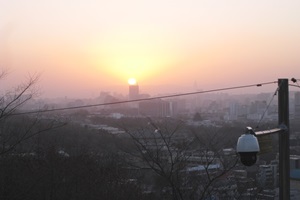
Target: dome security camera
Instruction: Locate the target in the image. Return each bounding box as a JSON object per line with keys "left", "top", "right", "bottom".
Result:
{"left": 236, "top": 127, "right": 260, "bottom": 166}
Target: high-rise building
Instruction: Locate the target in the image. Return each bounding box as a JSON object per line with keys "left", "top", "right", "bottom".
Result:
{"left": 257, "top": 164, "right": 278, "bottom": 189}
{"left": 128, "top": 82, "right": 140, "bottom": 110}
{"left": 294, "top": 92, "right": 300, "bottom": 119}
{"left": 129, "top": 84, "right": 139, "bottom": 100}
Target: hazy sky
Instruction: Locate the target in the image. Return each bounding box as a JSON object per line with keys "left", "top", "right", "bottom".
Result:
{"left": 1, "top": 0, "right": 300, "bottom": 98}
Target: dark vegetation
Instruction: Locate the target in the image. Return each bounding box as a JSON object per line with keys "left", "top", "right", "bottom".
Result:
{"left": 0, "top": 114, "right": 249, "bottom": 200}
{"left": 0, "top": 72, "right": 145, "bottom": 200}
{"left": 0, "top": 119, "right": 147, "bottom": 200}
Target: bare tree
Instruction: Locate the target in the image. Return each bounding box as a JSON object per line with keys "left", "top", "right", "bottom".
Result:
{"left": 121, "top": 118, "right": 240, "bottom": 200}
{"left": 190, "top": 127, "right": 239, "bottom": 199}
{"left": 122, "top": 118, "right": 190, "bottom": 200}
{"left": 0, "top": 71, "right": 65, "bottom": 156}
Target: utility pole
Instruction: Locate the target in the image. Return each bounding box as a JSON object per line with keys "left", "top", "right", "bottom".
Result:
{"left": 237, "top": 78, "right": 290, "bottom": 200}
{"left": 278, "top": 78, "right": 290, "bottom": 200}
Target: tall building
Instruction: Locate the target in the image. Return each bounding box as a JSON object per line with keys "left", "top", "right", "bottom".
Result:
{"left": 228, "top": 101, "right": 239, "bottom": 120}
{"left": 128, "top": 82, "right": 140, "bottom": 110}
{"left": 257, "top": 164, "right": 278, "bottom": 189}
{"left": 129, "top": 84, "right": 139, "bottom": 100}
{"left": 294, "top": 92, "right": 300, "bottom": 119}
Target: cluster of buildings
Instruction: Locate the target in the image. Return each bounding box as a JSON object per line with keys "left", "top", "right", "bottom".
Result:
{"left": 23, "top": 81, "right": 300, "bottom": 124}
{"left": 126, "top": 82, "right": 300, "bottom": 123}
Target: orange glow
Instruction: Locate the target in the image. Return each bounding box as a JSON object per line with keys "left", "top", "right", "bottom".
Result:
{"left": 1, "top": 1, "right": 300, "bottom": 98}
{"left": 87, "top": 28, "right": 181, "bottom": 84}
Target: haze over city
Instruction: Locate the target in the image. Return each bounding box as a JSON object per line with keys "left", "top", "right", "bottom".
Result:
{"left": 1, "top": 0, "right": 300, "bottom": 98}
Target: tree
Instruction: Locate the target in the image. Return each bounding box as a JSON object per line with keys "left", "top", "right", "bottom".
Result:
{"left": 122, "top": 118, "right": 240, "bottom": 200}
{"left": 0, "top": 71, "right": 151, "bottom": 200}
{"left": 0, "top": 119, "right": 150, "bottom": 200}
{"left": 0, "top": 71, "right": 65, "bottom": 155}
{"left": 121, "top": 118, "right": 189, "bottom": 199}
{"left": 189, "top": 126, "right": 239, "bottom": 199}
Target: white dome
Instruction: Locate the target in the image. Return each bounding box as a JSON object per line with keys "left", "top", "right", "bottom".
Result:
{"left": 236, "top": 134, "right": 260, "bottom": 152}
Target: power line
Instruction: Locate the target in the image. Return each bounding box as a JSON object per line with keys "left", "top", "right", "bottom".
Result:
{"left": 289, "top": 84, "right": 300, "bottom": 89}
{"left": 11, "top": 81, "right": 277, "bottom": 116}
{"left": 255, "top": 82, "right": 281, "bottom": 129}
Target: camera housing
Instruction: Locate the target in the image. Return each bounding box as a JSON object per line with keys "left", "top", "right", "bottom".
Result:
{"left": 236, "top": 130, "right": 260, "bottom": 166}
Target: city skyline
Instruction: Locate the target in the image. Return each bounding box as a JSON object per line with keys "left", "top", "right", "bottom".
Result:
{"left": 1, "top": 1, "right": 300, "bottom": 98}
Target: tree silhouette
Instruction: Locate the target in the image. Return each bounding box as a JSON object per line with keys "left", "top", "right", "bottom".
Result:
{"left": 122, "top": 118, "right": 240, "bottom": 200}
{"left": 0, "top": 71, "right": 65, "bottom": 155}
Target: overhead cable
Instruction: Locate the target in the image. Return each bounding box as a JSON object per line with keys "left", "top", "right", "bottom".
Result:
{"left": 11, "top": 81, "right": 277, "bottom": 116}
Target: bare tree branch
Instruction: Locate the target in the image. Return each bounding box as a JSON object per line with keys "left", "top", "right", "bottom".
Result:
{"left": 0, "top": 73, "right": 40, "bottom": 119}
{"left": 0, "top": 71, "right": 67, "bottom": 157}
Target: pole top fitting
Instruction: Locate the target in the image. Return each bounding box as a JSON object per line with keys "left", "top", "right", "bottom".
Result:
{"left": 245, "top": 127, "right": 256, "bottom": 135}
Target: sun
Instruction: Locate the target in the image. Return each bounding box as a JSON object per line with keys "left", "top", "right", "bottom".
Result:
{"left": 128, "top": 78, "right": 137, "bottom": 85}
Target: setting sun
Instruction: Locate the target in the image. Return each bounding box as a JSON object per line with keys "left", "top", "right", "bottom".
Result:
{"left": 128, "top": 78, "right": 137, "bottom": 85}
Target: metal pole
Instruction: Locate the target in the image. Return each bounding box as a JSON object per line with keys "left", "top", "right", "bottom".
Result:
{"left": 278, "top": 79, "right": 290, "bottom": 200}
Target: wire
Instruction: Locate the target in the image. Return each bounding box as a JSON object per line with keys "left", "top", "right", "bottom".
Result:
{"left": 10, "top": 81, "right": 277, "bottom": 116}
{"left": 255, "top": 84, "right": 280, "bottom": 129}
{"left": 289, "top": 84, "right": 300, "bottom": 89}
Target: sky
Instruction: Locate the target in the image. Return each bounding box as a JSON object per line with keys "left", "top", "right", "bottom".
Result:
{"left": 1, "top": 0, "right": 300, "bottom": 98}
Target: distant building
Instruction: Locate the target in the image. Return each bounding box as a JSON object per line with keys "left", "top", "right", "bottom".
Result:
{"left": 247, "top": 100, "right": 268, "bottom": 120}
{"left": 257, "top": 164, "right": 278, "bottom": 189}
{"left": 139, "top": 99, "right": 171, "bottom": 117}
{"left": 129, "top": 84, "right": 139, "bottom": 100}
{"left": 290, "top": 155, "right": 300, "bottom": 180}
{"left": 294, "top": 92, "right": 300, "bottom": 120}
{"left": 228, "top": 101, "right": 239, "bottom": 121}
{"left": 250, "top": 100, "right": 267, "bottom": 115}
{"left": 128, "top": 83, "right": 140, "bottom": 109}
